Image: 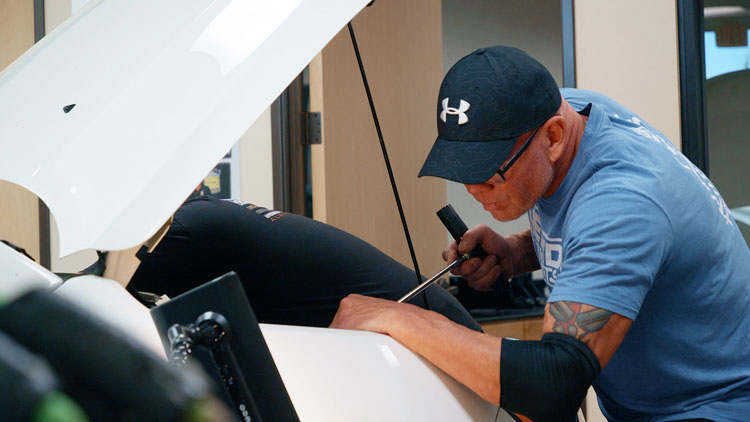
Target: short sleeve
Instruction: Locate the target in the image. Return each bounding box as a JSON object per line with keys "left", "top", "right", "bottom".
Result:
{"left": 548, "top": 188, "right": 674, "bottom": 319}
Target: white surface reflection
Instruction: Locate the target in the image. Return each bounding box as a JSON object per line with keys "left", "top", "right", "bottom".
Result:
{"left": 378, "top": 344, "right": 401, "bottom": 368}
{"left": 192, "top": 0, "right": 304, "bottom": 75}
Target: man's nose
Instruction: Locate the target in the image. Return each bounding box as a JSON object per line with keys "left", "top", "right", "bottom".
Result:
{"left": 464, "top": 183, "right": 489, "bottom": 195}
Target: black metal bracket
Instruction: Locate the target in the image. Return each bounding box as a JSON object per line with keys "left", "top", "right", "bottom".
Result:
{"left": 305, "top": 112, "right": 322, "bottom": 145}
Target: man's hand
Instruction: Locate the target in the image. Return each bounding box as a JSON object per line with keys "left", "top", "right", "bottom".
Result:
{"left": 330, "top": 293, "right": 503, "bottom": 404}
{"left": 442, "top": 224, "right": 514, "bottom": 291}
{"left": 330, "top": 294, "right": 415, "bottom": 335}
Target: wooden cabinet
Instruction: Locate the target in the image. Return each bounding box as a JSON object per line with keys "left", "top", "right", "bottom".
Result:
{"left": 480, "top": 316, "right": 544, "bottom": 340}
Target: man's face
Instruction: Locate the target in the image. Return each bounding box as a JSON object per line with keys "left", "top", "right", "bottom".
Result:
{"left": 464, "top": 129, "right": 554, "bottom": 222}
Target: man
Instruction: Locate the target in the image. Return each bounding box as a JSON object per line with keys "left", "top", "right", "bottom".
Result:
{"left": 330, "top": 46, "right": 750, "bottom": 421}
{"left": 128, "top": 195, "right": 480, "bottom": 331}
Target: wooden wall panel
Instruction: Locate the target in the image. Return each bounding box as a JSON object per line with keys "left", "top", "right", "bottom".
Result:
{"left": 0, "top": 0, "right": 35, "bottom": 68}
{"left": 0, "top": 181, "right": 41, "bottom": 260}
{"left": 314, "top": 0, "right": 447, "bottom": 276}
{"left": 0, "top": 0, "right": 40, "bottom": 261}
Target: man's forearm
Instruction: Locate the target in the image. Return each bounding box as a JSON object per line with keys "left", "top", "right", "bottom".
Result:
{"left": 507, "top": 229, "right": 539, "bottom": 277}
{"left": 388, "top": 307, "right": 502, "bottom": 405}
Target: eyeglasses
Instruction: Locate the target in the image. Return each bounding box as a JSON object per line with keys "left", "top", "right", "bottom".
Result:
{"left": 495, "top": 125, "right": 542, "bottom": 182}
{"left": 494, "top": 114, "right": 561, "bottom": 182}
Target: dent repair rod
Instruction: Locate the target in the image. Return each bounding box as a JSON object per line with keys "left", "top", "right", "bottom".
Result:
{"left": 398, "top": 205, "right": 487, "bottom": 303}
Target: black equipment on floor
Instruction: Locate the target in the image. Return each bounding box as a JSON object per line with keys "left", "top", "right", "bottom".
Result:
{"left": 150, "top": 272, "right": 300, "bottom": 422}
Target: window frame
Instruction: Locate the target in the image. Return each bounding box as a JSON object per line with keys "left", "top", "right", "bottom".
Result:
{"left": 677, "top": 0, "right": 710, "bottom": 175}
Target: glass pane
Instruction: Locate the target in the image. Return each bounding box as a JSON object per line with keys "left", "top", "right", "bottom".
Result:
{"left": 704, "top": 5, "right": 750, "bottom": 246}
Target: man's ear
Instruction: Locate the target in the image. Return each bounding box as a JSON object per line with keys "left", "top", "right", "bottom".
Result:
{"left": 546, "top": 116, "right": 566, "bottom": 162}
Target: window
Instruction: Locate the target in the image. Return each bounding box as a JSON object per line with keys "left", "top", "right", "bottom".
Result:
{"left": 679, "top": 0, "right": 750, "bottom": 245}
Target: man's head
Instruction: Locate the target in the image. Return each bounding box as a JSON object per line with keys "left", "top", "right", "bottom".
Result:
{"left": 419, "top": 46, "right": 569, "bottom": 221}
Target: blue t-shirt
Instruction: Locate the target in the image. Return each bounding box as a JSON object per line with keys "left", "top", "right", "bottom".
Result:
{"left": 530, "top": 88, "right": 750, "bottom": 421}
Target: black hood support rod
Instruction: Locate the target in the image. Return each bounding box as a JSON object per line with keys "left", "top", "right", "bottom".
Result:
{"left": 347, "top": 22, "right": 429, "bottom": 309}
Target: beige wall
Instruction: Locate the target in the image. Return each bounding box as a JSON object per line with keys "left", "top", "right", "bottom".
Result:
{"left": 44, "top": 0, "right": 72, "bottom": 33}
{"left": 239, "top": 107, "right": 274, "bottom": 209}
{"left": 312, "top": 0, "right": 447, "bottom": 276}
{"left": 0, "top": 0, "right": 41, "bottom": 262}
{"left": 575, "top": 0, "right": 682, "bottom": 148}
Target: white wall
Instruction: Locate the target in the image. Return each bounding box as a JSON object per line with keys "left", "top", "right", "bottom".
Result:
{"left": 44, "top": 0, "right": 71, "bottom": 33}
{"left": 239, "top": 107, "right": 274, "bottom": 208}
{"left": 574, "top": 0, "right": 681, "bottom": 147}
{"left": 441, "top": 0, "right": 563, "bottom": 240}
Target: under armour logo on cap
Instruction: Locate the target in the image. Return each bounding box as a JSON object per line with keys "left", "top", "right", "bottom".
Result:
{"left": 440, "top": 97, "right": 470, "bottom": 125}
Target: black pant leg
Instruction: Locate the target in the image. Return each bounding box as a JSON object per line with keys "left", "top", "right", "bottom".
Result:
{"left": 129, "top": 196, "right": 481, "bottom": 331}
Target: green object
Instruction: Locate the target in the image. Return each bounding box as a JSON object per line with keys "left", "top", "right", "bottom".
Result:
{"left": 183, "top": 397, "right": 233, "bottom": 422}
{"left": 32, "top": 392, "right": 88, "bottom": 422}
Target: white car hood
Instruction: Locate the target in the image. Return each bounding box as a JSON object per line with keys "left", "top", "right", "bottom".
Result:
{"left": 0, "top": 0, "right": 370, "bottom": 257}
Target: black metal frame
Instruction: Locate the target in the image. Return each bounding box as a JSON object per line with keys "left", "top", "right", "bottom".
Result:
{"left": 33, "top": 0, "right": 51, "bottom": 269}
{"left": 561, "top": 0, "right": 576, "bottom": 88}
{"left": 33, "top": 0, "right": 45, "bottom": 42}
{"left": 677, "top": 0, "right": 710, "bottom": 175}
{"left": 271, "top": 74, "right": 308, "bottom": 215}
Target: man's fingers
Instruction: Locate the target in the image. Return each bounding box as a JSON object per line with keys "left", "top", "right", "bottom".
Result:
{"left": 451, "top": 255, "right": 497, "bottom": 282}
{"left": 464, "top": 255, "right": 497, "bottom": 281}
{"left": 450, "top": 256, "right": 480, "bottom": 276}
{"left": 467, "top": 265, "right": 502, "bottom": 291}
{"left": 442, "top": 240, "right": 459, "bottom": 262}
{"left": 443, "top": 224, "right": 510, "bottom": 290}
{"left": 457, "top": 231, "right": 479, "bottom": 255}
{"left": 449, "top": 253, "right": 504, "bottom": 290}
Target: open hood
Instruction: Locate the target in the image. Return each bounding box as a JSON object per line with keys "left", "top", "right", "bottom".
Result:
{"left": 0, "top": 0, "right": 370, "bottom": 257}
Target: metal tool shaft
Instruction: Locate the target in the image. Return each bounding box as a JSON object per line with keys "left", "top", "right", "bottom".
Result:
{"left": 397, "top": 254, "right": 469, "bottom": 303}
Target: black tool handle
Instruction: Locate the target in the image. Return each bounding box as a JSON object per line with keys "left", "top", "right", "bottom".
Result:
{"left": 437, "top": 204, "right": 487, "bottom": 260}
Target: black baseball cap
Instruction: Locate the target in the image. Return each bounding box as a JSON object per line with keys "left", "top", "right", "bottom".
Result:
{"left": 418, "top": 46, "right": 561, "bottom": 184}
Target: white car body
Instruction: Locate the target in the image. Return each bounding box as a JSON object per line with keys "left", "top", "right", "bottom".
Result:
{"left": 0, "top": 1, "right": 503, "bottom": 420}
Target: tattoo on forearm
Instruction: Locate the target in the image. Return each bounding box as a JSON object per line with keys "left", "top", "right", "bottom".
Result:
{"left": 551, "top": 302, "right": 613, "bottom": 342}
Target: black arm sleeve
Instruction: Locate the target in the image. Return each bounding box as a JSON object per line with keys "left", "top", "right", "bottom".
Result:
{"left": 500, "top": 332, "right": 601, "bottom": 422}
